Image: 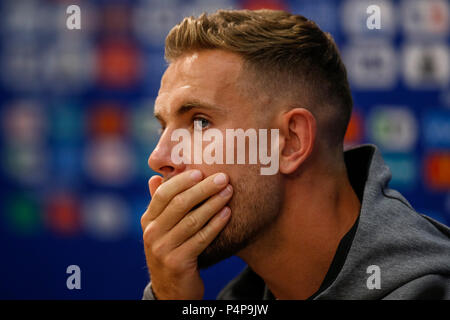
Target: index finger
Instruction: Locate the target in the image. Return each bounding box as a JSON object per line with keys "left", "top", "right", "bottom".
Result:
{"left": 142, "top": 169, "right": 203, "bottom": 227}
{"left": 149, "top": 175, "right": 163, "bottom": 197}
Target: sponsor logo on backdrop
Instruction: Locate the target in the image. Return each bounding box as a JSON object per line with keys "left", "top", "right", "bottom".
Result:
{"left": 3, "top": 0, "right": 53, "bottom": 36}
{"left": 344, "top": 109, "right": 364, "bottom": 147}
{"left": 403, "top": 43, "right": 450, "bottom": 88}
{"left": 424, "top": 152, "right": 450, "bottom": 191}
{"left": 343, "top": 40, "right": 397, "bottom": 89}
{"left": 2, "top": 100, "right": 46, "bottom": 144}
{"left": 1, "top": 40, "right": 42, "bottom": 92}
{"left": 84, "top": 138, "right": 135, "bottom": 186}
{"left": 49, "top": 102, "right": 82, "bottom": 143}
{"left": 97, "top": 40, "right": 140, "bottom": 88}
{"left": 241, "top": 0, "right": 288, "bottom": 11}
{"left": 368, "top": 106, "right": 418, "bottom": 152}
{"left": 82, "top": 194, "right": 130, "bottom": 241}
{"left": 45, "top": 192, "right": 81, "bottom": 236}
{"left": 401, "top": 0, "right": 449, "bottom": 37}
{"left": 132, "top": 100, "right": 162, "bottom": 147}
{"left": 383, "top": 154, "right": 417, "bottom": 190}
{"left": 3, "top": 145, "right": 48, "bottom": 185}
{"left": 42, "top": 36, "right": 94, "bottom": 93}
{"left": 4, "top": 193, "right": 41, "bottom": 236}
{"left": 88, "top": 102, "right": 128, "bottom": 138}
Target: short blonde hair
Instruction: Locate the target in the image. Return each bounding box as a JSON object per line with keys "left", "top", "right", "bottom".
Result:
{"left": 165, "top": 9, "right": 353, "bottom": 147}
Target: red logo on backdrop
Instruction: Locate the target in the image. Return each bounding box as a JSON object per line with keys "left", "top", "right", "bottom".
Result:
{"left": 88, "top": 102, "right": 128, "bottom": 138}
{"left": 101, "top": 3, "right": 131, "bottom": 37}
{"left": 344, "top": 110, "right": 364, "bottom": 146}
{"left": 97, "top": 40, "right": 140, "bottom": 88}
{"left": 45, "top": 192, "right": 81, "bottom": 236}
{"left": 424, "top": 152, "right": 450, "bottom": 190}
{"left": 241, "top": 0, "right": 288, "bottom": 10}
{"left": 429, "top": 0, "right": 449, "bottom": 33}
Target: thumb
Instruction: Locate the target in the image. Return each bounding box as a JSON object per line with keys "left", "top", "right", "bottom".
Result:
{"left": 149, "top": 175, "right": 163, "bottom": 197}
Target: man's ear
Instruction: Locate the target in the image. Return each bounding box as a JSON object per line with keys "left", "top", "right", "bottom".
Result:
{"left": 279, "top": 108, "right": 316, "bottom": 174}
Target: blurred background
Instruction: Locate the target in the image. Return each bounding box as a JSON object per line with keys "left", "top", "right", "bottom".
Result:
{"left": 0, "top": 0, "right": 449, "bottom": 299}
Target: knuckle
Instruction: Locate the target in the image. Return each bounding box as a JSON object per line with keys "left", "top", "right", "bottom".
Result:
{"left": 151, "top": 240, "right": 167, "bottom": 259}
{"left": 198, "top": 181, "right": 209, "bottom": 195}
{"left": 171, "top": 194, "right": 186, "bottom": 211}
{"left": 143, "top": 221, "right": 157, "bottom": 244}
{"left": 153, "top": 188, "right": 167, "bottom": 203}
{"left": 184, "top": 213, "right": 198, "bottom": 230}
{"left": 197, "top": 229, "right": 209, "bottom": 246}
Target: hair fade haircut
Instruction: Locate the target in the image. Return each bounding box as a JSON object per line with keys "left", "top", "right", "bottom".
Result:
{"left": 165, "top": 9, "right": 353, "bottom": 148}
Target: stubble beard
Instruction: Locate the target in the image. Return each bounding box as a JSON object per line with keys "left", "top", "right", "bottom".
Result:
{"left": 197, "top": 166, "right": 282, "bottom": 269}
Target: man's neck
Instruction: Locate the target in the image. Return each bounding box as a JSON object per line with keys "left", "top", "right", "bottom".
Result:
{"left": 237, "top": 163, "right": 361, "bottom": 299}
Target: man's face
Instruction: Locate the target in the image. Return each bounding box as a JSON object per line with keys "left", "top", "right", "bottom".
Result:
{"left": 148, "top": 50, "right": 283, "bottom": 268}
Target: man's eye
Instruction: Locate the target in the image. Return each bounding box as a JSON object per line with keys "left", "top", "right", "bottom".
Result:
{"left": 193, "top": 117, "right": 210, "bottom": 130}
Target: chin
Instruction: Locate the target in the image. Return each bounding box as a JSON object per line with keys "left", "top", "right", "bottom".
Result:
{"left": 197, "top": 222, "right": 249, "bottom": 269}
{"left": 197, "top": 232, "right": 238, "bottom": 269}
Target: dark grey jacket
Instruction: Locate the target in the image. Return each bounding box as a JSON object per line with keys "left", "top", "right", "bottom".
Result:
{"left": 143, "top": 144, "right": 450, "bottom": 300}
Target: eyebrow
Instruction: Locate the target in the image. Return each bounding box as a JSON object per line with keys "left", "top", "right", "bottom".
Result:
{"left": 154, "top": 99, "right": 226, "bottom": 121}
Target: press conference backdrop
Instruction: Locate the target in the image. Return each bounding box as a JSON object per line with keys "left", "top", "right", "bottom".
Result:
{"left": 0, "top": 0, "right": 449, "bottom": 299}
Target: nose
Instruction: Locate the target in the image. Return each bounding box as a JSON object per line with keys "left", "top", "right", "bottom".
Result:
{"left": 148, "top": 129, "right": 186, "bottom": 178}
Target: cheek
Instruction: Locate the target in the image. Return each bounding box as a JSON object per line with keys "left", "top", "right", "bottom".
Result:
{"left": 187, "top": 162, "right": 262, "bottom": 196}
{"left": 226, "top": 164, "right": 256, "bottom": 187}
{"left": 228, "top": 166, "right": 260, "bottom": 199}
{"left": 234, "top": 169, "right": 282, "bottom": 202}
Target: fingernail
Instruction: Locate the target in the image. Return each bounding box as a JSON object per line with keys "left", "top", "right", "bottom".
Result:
{"left": 219, "top": 207, "right": 230, "bottom": 219}
{"left": 190, "top": 170, "right": 202, "bottom": 181}
{"left": 213, "top": 173, "right": 227, "bottom": 186}
{"left": 219, "top": 185, "right": 233, "bottom": 197}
